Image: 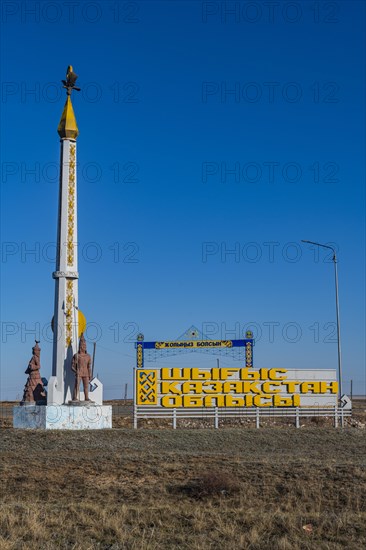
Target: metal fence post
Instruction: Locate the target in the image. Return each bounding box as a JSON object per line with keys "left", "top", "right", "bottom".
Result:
{"left": 133, "top": 368, "right": 137, "bottom": 428}
{"left": 256, "top": 408, "right": 260, "bottom": 429}
{"left": 295, "top": 408, "right": 300, "bottom": 429}
{"left": 173, "top": 408, "right": 177, "bottom": 429}
{"left": 214, "top": 407, "right": 219, "bottom": 429}
{"left": 133, "top": 404, "right": 137, "bottom": 429}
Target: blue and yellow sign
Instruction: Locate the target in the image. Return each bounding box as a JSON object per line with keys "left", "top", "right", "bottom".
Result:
{"left": 135, "top": 336, "right": 254, "bottom": 369}
{"left": 134, "top": 332, "right": 338, "bottom": 409}
{"left": 155, "top": 340, "right": 233, "bottom": 349}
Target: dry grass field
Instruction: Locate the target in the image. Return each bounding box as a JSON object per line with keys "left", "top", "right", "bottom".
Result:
{"left": 0, "top": 403, "right": 365, "bottom": 549}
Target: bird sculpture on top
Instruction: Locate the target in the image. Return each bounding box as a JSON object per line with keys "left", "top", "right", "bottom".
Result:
{"left": 62, "top": 66, "right": 81, "bottom": 96}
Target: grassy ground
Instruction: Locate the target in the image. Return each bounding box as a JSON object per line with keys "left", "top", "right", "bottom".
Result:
{"left": 1, "top": 424, "right": 365, "bottom": 549}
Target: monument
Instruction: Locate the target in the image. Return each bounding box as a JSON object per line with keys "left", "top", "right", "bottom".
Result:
{"left": 71, "top": 333, "right": 92, "bottom": 402}
{"left": 20, "top": 341, "right": 47, "bottom": 405}
{"left": 13, "top": 67, "right": 112, "bottom": 429}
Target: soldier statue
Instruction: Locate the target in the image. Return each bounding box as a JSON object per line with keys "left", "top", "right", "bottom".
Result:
{"left": 21, "top": 341, "right": 47, "bottom": 405}
{"left": 71, "top": 333, "right": 92, "bottom": 402}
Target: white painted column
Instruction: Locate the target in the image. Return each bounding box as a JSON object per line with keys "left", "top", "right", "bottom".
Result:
{"left": 48, "top": 138, "right": 79, "bottom": 405}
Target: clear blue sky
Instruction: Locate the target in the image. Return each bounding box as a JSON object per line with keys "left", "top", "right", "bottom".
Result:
{"left": 1, "top": 1, "right": 365, "bottom": 400}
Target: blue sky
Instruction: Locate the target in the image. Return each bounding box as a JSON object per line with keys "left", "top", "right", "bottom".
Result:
{"left": 1, "top": 0, "right": 365, "bottom": 399}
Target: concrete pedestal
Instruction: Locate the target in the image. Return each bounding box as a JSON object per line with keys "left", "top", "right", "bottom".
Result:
{"left": 13, "top": 404, "right": 112, "bottom": 430}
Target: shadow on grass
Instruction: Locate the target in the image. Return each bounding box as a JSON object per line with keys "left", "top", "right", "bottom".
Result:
{"left": 172, "top": 470, "right": 240, "bottom": 500}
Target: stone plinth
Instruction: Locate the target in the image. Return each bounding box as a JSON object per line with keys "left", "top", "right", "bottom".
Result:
{"left": 13, "top": 404, "right": 112, "bottom": 430}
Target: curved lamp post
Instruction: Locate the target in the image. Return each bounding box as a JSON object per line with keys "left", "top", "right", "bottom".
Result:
{"left": 301, "top": 240, "right": 343, "bottom": 401}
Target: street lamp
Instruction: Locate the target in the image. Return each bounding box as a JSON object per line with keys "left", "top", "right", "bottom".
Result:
{"left": 301, "top": 240, "right": 343, "bottom": 401}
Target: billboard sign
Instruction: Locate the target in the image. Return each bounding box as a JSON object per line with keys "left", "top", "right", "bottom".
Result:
{"left": 135, "top": 367, "right": 338, "bottom": 408}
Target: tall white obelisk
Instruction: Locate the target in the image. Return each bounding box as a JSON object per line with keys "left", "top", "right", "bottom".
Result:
{"left": 13, "top": 66, "right": 110, "bottom": 428}
{"left": 48, "top": 67, "right": 80, "bottom": 405}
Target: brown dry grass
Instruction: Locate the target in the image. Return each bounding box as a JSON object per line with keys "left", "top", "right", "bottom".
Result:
{"left": 0, "top": 426, "right": 365, "bottom": 549}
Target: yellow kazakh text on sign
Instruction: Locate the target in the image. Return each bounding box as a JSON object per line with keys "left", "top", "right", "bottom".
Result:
{"left": 136, "top": 368, "right": 338, "bottom": 407}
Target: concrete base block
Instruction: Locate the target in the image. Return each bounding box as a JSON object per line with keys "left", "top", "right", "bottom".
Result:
{"left": 13, "top": 404, "right": 112, "bottom": 430}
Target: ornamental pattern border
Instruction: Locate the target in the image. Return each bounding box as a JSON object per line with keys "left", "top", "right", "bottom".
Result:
{"left": 67, "top": 144, "right": 76, "bottom": 266}
{"left": 136, "top": 370, "right": 157, "bottom": 405}
{"left": 245, "top": 342, "right": 252, "bottom": 367}
{"left": 137, "top": 343, "right": 144, "bottom": 369}
{"left": 65, "top": 279, "right": 73, "bottom": 347}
